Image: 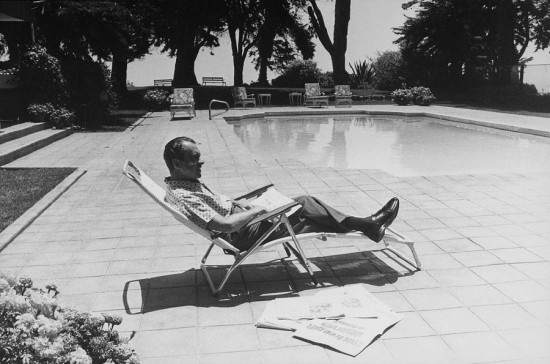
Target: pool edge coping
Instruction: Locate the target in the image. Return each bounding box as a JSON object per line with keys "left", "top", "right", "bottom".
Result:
{"left": 224, "top": 109, "right": 550, "bottom": 138}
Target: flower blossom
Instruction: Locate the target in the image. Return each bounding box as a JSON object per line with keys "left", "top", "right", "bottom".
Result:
{"left": 67, "top": 347, "right": 93, "bottom": 364}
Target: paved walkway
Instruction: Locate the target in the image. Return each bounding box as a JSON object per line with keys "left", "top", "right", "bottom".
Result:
{"left": 1, "top": 105, "right": 550, "bottom": 363}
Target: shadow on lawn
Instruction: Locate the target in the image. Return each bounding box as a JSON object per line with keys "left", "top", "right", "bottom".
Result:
{"left": 123, "top": 250, "right": 417, "bottom": 315}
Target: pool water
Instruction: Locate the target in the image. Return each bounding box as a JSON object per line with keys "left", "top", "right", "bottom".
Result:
{"left": 232, "top": 115, "right": 550, "bottom": 176}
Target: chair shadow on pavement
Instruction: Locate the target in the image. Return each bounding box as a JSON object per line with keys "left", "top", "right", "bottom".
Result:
{"left": 122, "top": 249, "right": 417, "bottom": 315}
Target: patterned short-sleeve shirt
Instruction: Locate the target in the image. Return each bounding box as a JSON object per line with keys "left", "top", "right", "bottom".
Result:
{"left": 165, "top": 178, "right": 232, "bottom": 230}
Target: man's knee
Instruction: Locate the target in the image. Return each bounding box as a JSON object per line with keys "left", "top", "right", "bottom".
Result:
{"left": 293, "top": 195, "right": 315, "bottom": 205}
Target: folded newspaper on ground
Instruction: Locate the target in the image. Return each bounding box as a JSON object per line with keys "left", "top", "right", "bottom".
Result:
{"left": 249, "top": 188, "right": 301, "bottom": 216}
{"left": 255, "top": 284, "right": 402, "bottom": 356}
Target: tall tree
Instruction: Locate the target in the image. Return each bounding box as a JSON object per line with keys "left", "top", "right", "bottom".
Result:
{"left": 396, "top": 0, "right": 550, "bottom": 87}
{"left": 307, "top": 0, "right": 350, "bottom": 84}
{"left": 253, "top": 0, "right": 315, "bottom": 86}
{"left": 151, "top": 0, "right": 225, "bottom": 87}
{"left": 222, "top": 0, "right": 263, "bottom": 86}
{"left": 33, "top": 1, "right": 153, "bottom": 96}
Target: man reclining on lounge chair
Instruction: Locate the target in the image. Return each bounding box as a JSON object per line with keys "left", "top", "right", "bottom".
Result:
{"left": 163, "top": 137, "right": 400, "bottom": 251}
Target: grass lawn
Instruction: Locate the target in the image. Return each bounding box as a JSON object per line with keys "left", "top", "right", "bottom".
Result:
{"left": 0, "top": 168, "right": 76, "bottom": 233}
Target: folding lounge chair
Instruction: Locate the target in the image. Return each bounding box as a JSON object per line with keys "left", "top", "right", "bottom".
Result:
{"left": 232, "top": 87, "right": 256, "bottom": 109}
{"left": 169, "top": 88, "right": 196, "bottom": 119}
{"left": 334, "top": 85, "right": 353, "bottom": 107}
{"left": 122, "top": 160, "right": 421, "bottom": 296}
{"left": 304, "top": 83, "right": 329, "bottom": 107}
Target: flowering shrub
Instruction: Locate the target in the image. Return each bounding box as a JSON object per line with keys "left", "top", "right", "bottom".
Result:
{"left": 143, "top": 89, "right": 169, "bottom": 110}
{"left": 49, "top": 107, "right": 76, "bottom": 129}
{"left": 27, "top": 103, "right": 56, "bottom": 121}
{"left": 0, "top": 272, "right": 139, "bottom": 364}
{"left": 391, "top": 88, "right": 413, "bottom": 105}
{"left": 15, "top": 45, "right": 68, "bottom": 105}
{"left": 410, "top": 86, "right": 436, "bottom": 106}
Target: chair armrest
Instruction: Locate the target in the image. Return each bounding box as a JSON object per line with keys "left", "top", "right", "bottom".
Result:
{"left": 234, "top": 184, "right": 274, "bottom": 200}
{"left": 245, "top": 201, "right": 300, "bottom": 226}
{"left": 248, "top": 93, "right": 255, "bottom": 97}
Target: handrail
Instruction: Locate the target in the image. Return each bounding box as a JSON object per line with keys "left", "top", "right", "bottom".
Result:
{"left": 209, "top": 99, "right": 230, "bottom": 120}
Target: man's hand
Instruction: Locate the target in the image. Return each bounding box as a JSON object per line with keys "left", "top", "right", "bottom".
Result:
{"left": 207, "top": 205, "right": 268, "bottom": 233}
{"left": 232, "top": 200, "right": 252, "bottom": 210}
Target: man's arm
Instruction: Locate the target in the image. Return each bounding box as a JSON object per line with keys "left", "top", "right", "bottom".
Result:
{"left": 206, "top": 206, "right": 268, "bottom": 233}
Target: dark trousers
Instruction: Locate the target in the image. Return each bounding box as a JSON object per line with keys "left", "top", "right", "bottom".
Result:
{"left": 229, "top": 195, "right": 351, "bottom": 251}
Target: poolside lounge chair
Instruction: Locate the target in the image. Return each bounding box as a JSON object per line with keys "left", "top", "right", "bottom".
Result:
{"left": 334, "top": 85, "right": 353, "bottom": 107}
{"left": 122, "top": 160, "right": 421, "bottom": 296}
{"left": 169, "top": 88, "right": 196, "bottom": 119}
{"left": 232, "top": 87, "right": 256, "bottom": 109}
{"left": 304, "top": 83, "right": 329, "bottom": 107}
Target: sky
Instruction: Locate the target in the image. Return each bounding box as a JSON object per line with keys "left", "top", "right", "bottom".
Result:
{"left": 126, "top": 0, "right": 550, "bottom": 92}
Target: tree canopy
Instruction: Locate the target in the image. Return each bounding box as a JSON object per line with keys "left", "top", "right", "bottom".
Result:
{"left": 395, "top": 0, "right": 550, "bottom": 87}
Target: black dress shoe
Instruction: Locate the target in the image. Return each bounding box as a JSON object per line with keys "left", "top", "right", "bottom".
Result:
{"left": 364, "top": 198, "right": 399, "bottom": 242}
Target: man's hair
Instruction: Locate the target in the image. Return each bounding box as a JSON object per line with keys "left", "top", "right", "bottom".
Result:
{"left": 163, "top": 136, "right": 196, "bottom": 172}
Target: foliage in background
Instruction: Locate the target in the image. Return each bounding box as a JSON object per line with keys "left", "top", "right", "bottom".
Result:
{"left": 0, "top": 273, "right": 139, "bottom": 363}
{"left": 143, "top": 89, "right": 169, "bottom": 110}
{"left": 14, "top": 45, "right": 68, "bottom": 106}
{"left": 348, "top": 59, "right": 375, "bottom": 89}
{"left": 271, "top": 59, "right": 323, "bottom": 88}
{"left": 410, "top": 86, "right": 436, "bottom": 105}
{"left": 395, "top": 0, "right": 550, "bottom": 88}
{"left": 391, "top": 88, "right": 413, "bottom": 105}
{"left": 318, "top": 71, "right": 334, "bottom": 88}
{"left": 372, "top": 50, "right": 407, "bottom": 91}
{"left": 26, "top": 103, "right": 56, "bottom": 121}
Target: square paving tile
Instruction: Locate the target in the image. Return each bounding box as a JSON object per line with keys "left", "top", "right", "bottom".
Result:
{"left": 198, "top": 350, "right": 265, "bottom": 364}
{"left": 420, "top": 307, "right": 490, "bottom": 335}
{"left": 471, "top": 236, "right": 517, "bottom": 249}
{"left": 442, "top": 331, "right": 521, "bottom": 363}
{"left": 136, "top": 328, "right": 197, "bottom": 358}
{"left": 391, "top": 271, "right": 440, "bottom": 291}
{"left": 499, "top": 327, "right": 550, "bottom": 359}
{"left": 493, "top": 281, "right": 550, "bottom": 302}
{"left": 434, "top": 238, "right": 482, "bottom": 253}
{"left": 415, "top": 253, "right": 463, "bottom": 270}
{"left": 400, "top": 288, "right": 463, "bottom": 311}
{"left": 262, "top": 346, "right": 331, "bottom": 364}
{"left": 471, "top": 264, "right": 529, "bottom": 284}
{"left": 198, "top": 324, "right": 260, "bottom": 354}
{"left": 427, "top": 268, "right": 486, "bottom": 287}
{"left": 140, "top": 306, "right": 197, "bottom": 330}
{"left": 451, "top": 251, "right": 503, "bottom": 267}
{"left": 470, "top": 304, "right": 542, "bottom": 330}
{"left": 512, "top": 262, "right": 550, "bottom": 280}
{"left": 519, "top": 300, "right": 550, "bottom": 325}
{"left": 490, "top": 248, "right": 545, "bottom": 264}
{"left": 449, "top": 285, "right": 512, "bottom": 306}
{"left": 373, "top": 291, "right": 415, "bottom": 312}
{"left": 384, "top": 336, "right": 462, "bottom": 364}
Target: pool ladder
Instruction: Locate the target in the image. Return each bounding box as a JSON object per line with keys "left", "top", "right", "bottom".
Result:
{"left": 209, "top": 99, "right": 230, "bottom": 120}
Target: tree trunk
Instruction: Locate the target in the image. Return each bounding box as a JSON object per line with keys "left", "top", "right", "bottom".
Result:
{"left": 256, "top": 26, "right": 276, "bottom": 86}
{"left": 173, "top": 48, "right": 199, "bottom": 87}
{"left": 111, "top": 47, "right": 128, "bottom": 98}
{"left": 233, "top": 54, "right": 245, "bottom": 86}
{"left": 332, "top": 0, "right": 350, "bottom": 84}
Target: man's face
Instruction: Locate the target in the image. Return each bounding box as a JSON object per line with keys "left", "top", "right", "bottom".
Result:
{"left": 173, "top": 143, "right": 204, "bottom": 180}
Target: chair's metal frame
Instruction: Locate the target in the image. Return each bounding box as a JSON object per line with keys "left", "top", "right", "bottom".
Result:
{"left": 304, "top": 83, "right": 329, "bottom": 107}
{"left": 122, "top": 160, "right": 421, "bottom": 296}
{"left": 169, "top": 88, "right": 196, "bottom": 119}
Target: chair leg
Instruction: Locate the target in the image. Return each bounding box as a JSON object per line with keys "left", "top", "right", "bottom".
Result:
{"left": 383, "top": 228, "right": 422, "bottom": 270}
{"left": 281, "top": 215, "right": 318, "bottom": 285}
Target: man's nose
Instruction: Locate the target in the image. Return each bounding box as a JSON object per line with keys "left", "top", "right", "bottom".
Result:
{"left": 198, "top": 161, "right": 205, "bottom": 166}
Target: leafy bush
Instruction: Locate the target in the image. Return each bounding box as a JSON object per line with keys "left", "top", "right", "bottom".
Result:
{"left": 15, "top": 45, "right": 68, "bottom": 105}
{"left": 27, "top": 103, "right": 56, "bottom": 121}
{"left": 0, "top": 272, "right": 139, "bottom": 364}
{"left": 318, "top": 71, "right": 334, "bottom": 88}
{"left": 49, "top": 107, "right": 76, "bottom": 129}
{"left": 391, "top": 88, "right": 413, "bottom": 105}
{"left": 349, "top": 59, "right": 375, "bottom": 89}
{"left": 143, "top": 89, "right": 169, "bottom": 110}
{"left": 271, "top": 60, "right": 323, "bottom": 88}
{"left": 372, "top": 51, "right": 407, "bottom": 91}
{"left": 410, "top": 86, "right": 436, "bottom": 106}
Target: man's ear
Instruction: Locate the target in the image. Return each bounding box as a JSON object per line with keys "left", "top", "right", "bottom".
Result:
{"left": 172, "top": 158, "right": 184, "bottom": 170}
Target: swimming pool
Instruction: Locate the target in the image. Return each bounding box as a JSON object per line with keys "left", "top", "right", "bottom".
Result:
{"left": 232, "top": 115, "right": 550, "bottom": 176}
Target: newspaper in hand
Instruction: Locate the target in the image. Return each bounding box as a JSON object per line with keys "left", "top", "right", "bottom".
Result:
{"left": 249, "top": 188, "right": 301, "bottom": 216}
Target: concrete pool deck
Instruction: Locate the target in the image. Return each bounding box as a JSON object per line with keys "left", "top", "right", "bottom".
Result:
{"left": 1, "top": 104, "right": 549, "bottom": 363}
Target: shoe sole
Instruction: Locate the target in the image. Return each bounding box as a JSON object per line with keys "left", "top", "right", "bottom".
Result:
{"left": 373, "top": 201, "right": 399, "bottom": 243}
